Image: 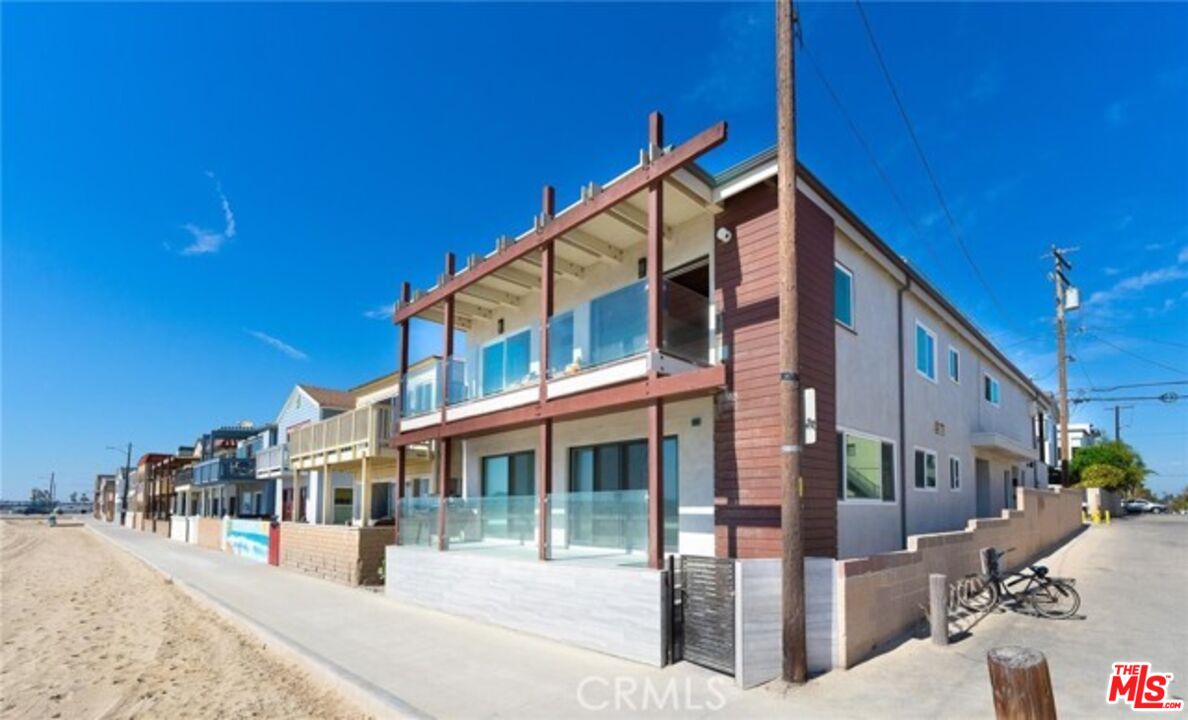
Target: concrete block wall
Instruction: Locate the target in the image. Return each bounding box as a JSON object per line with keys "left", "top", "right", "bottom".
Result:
{"left": 196, "top": 517, "right": 223, "bottom": 551}
{"left": 835, "top": 487, "right": 1082, "bottom": 668}
{"left": 279, "top": 523, "right": 389, "bottom": 586}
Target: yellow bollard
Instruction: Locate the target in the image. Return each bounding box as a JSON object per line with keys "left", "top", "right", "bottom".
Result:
{"left": 1091, "top": 511, "right": 1101, "bottom": 524}
{"left": 1105, "top": 510, "right": 1111, "bottom": 525}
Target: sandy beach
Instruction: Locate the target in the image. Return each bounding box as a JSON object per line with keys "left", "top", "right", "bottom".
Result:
{"left": 0, "top": 518, "right": 366, "bottom": 719}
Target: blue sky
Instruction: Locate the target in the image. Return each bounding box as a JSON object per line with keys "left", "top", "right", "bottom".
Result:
{"left": 3, "top": 2, "right": 1186, "bottom": 500}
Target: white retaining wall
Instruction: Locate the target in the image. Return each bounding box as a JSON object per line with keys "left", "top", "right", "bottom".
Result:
{"left": 386, "top": 547, "right": 666, "bottom": 666}
{"left": 734, "top": 557, "right": 836, "bottom": 688}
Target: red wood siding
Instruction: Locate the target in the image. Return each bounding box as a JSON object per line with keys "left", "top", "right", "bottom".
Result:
{"left": 713, "top": 184, "right": 839, "bottom": 558}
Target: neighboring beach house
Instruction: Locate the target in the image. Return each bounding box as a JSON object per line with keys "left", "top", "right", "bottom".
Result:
{"left": 280, "top": 371, "right": 434, "bottom": 585}
{"left": 383, "top": 114, "right": 1058, "bottom": 668}
{"left": 94, "top": 474, "right": 116, "bottom": 522}
{"left": 174, "top": 424, "right": 266, "bottom": 520}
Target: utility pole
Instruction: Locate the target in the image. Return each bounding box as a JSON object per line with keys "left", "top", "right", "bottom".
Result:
{"left": 777, "top": 0, "right": 807, "bottom": 685}
{"left": 1047, "top": 246, "right": 1078, "bottom": 485}
{"left": 1111, "top": 404, "right": 1133, "bottom": 442}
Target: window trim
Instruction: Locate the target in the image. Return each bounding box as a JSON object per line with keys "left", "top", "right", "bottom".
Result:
{"left": 947, "top": 345, "right": 960, "bottom": 384}
{"left": 949, "top": 455, "right": 961, "bottom": 491}
{"left": 834, "top": 261, "right": 856, "bottom": 331}
{"left": 837, "top": 427, "right": 897, "bottom": 504}
{"left": 915, "top": 321, "right": 938, "bottom": 383}
{"left": 913, "top": 447, "right": 939, "bottom": 491}
{"left": 983, "top": 373, "right": 1002, "bottom": 407}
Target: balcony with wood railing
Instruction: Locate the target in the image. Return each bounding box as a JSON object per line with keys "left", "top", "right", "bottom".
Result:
{"left": 288, "top": 403, "right": 396, "bottom": 468}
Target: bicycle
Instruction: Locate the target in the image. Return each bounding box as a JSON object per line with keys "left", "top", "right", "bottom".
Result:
{"left": 958, "top": 547, "right": 1081, "bottom": 619}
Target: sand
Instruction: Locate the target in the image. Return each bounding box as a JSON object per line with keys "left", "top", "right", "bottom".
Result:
{"left": 0, "top": 519, "right": 367, "bottom": 719}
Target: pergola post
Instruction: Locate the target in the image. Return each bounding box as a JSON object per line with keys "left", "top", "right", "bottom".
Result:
{"left": 437, "top": 437, "right": 451, "bottom": 550}
{"left": 646, "top": 111, "right": 666, "bottom": 570}
{"left": 437, "top": 254, "right": 455, "bottom": 551}
{"left": 538, "top": 185, "right": 555, "bottom": 562}
{"left": 395, "top": 281, "right": 411, "bottom": 544}
{"left": 322, "top": 464, "right": 332, "bottom": 524}
{"left": 394, "top": 446, "right": 406, "bottom": 545}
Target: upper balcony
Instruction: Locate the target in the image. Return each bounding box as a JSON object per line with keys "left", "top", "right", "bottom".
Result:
{"left": 255, "top": 443, "right": 289, "bottom": 479}
{"left": 397, "top": 275, "right": 717, "bottom": 431}
{"left": 191, "top": 457, "right": 257, "bottom": 487}
{"left": 289, "top": 403, "right": 395, "bottom": 468}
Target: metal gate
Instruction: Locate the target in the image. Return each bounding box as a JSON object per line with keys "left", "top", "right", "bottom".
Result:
{"left": 675, "top": 555, "right": 736, "bottom": 676}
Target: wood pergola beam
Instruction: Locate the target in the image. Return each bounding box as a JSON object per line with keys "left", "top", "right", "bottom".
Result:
{"left": 394, "top": 119, "right": 727, "bottom": 324}
{"left": 560, "top": 228, "right": 625, "bottom": 264}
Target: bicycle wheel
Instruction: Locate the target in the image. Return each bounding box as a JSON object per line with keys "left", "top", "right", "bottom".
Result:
{"left": 1029, "top": 579, "right": 1081, "bottom": 619}
{"left": 959, "top": 574, "right": 999, "bottom": 613}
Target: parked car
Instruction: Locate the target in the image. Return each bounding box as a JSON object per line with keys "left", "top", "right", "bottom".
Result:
{"left": 1123, "top": 499, "right": 1166, "bottom": 514}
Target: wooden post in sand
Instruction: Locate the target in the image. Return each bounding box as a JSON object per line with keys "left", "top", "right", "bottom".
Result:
{"left": 986, "top": 646, "right": 1057, "bottom": 720}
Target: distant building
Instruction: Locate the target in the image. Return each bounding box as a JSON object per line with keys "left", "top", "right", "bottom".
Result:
{"left": 1063, "top": 423, "right": 1105, "bottom": 454}
{"left": 94, "top": 474, "right": 116, "bottom": 521}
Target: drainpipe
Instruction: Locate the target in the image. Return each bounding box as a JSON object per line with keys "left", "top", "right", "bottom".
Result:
{"left": 897, "top": 279, "right": 910, "bottom": 549}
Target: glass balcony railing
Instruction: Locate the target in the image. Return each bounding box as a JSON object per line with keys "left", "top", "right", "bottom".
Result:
{"left": 548, "top": 489, "right": 650, "bottom": 562}
{"left": 397, "top": 278, "right": 714, "bottom": 419}
{"left": 547, "top": 278, "right": 713, "bottom": 379}
{"left": 192, "top": 457, "right": 256, "bottom": 486}
{"left": 397, "top": 496, "right": 439, "bottom": 548}
{"left": 443, "top": 495, "right": 538, "bottom": 554}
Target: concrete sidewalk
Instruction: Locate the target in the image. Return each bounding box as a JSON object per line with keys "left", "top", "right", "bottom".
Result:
{"left": 89, "top": 516, "right": 1187, "bottom": 719}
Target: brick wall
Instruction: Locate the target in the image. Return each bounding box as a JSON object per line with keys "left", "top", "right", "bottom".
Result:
{"left": 279, "top": 523, "right": 393, "bottom": 586}
{"left": 836, "top": 487, "right": 1083, "bottom": 667}
{"left": 714, "top": 183, "right": 838, "bottom": 558}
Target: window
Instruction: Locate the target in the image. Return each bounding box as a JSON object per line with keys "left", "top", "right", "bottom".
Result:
{"left": 480, "top": 329, "right": 533, "bottom": 397}
{"left": 568, "top": 437, "right": 678, "bottom": 549}
{"left": 915, "top": 322, "right": 937, "bottom": 381}
{"left": 949, "top": 456, "right": 961, "bottom": 490}
{"left": 983, "top": 374, "right": 1001, "bottom": 406}
{"left": 836, "top": 431, "right": 895, "bottom": 502}
{"left": 481, "top": 451, "right": 536, "bottom": 497}
{"left": 834, "top": 263, "right": 854, "bottom": 329}
{"left": 914, "top": 448, "right": 937, "bottom": 490}
{"left": 948, "top": 346, "right": 960, "bottom": 383}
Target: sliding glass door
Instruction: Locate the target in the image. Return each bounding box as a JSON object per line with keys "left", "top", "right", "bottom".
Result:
{"left": 566, "top": 437, "right": 678, "bottom": 552}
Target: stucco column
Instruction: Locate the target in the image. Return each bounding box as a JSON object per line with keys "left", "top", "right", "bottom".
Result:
{"left": 359, "top": 457, "right": 371, "bottom": 527}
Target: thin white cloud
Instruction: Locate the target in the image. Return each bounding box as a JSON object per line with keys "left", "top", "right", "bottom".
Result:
{"left": 1087, "top": 262, "right": 1188, "bottom": 308}
{"left": 1103, "top": 267, "right": 1121, "bottom": 277}
{"left": 181, "top": 172, "right": 237, "bottom": 255}
{"left": 363, "top": 303, "right": 394, "bottom": 321}
{"left": 246, "top": 330, "right": 308, "bottom": 360}
{"left": 683, "top": 7, "right": 770, "bottom": 114}
{"left": 1179, "top": 245, "right": 1188, "bottom": 263}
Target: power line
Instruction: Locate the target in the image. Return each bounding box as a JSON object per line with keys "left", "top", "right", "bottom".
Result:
{"left": 1085, "top": 332, "right": 1188, "bottom": 377}
{"left": 852, "top": 0, "right": 1013, "bottom": 328}
{"left": 799, "top": 34, "right": 948, "bottom": 279}
{"left": 1073, "top": 380, "right": 1188, "bottom": 393}
{"left": 1089, "top": 327, "right": 1188, "bottom": 350}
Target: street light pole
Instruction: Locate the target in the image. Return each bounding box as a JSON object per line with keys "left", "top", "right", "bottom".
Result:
{"left": 107, "top": 443, "right": 133, "bottom": 526}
